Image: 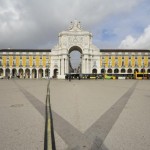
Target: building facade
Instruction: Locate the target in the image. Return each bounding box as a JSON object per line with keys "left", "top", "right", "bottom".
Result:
{"left": 0, "top": 20, "right": 150, "bottom": 79}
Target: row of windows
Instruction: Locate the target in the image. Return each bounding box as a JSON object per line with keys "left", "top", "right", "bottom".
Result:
{"left": 0, "top": 56, "right": 50, "bottom": 60}
{"left": 102, "top": 56, "right": 150, "bottom": 59}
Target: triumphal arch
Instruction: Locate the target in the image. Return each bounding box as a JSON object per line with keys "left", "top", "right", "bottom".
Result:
{"left": 50, "top": 20, "right": 100, "bottom": 79}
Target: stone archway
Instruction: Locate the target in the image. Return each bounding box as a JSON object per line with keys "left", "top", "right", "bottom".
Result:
{"left": 19, "top": 68, "right": 23, "bottom": 78}
{"left": 127, "top": 68, "right": 132, "bottom": 73}
{"left": 134, "top": 68, "right": 139, "bottom": 73}
{"left": 32, "top": 69, "right": 37, "bottom": 78}
{"left": 107, "top": 68, "right": 112, "bottom": 73}
{"left": 45, "top": 69, "right": 50, "bottom": 78}
{"left": 53, "top": 69, "right": 58, "bottom": 78}
{"left": 141, "top": 68, "right": 145, "bottom": 73}
{"left": 25, "top": 68, "right": 30, "bottom": 78}
{"left": 12, "top": 68, "right": 17, "bottom": 77}
{"left": 92, "top": 68, "right": 97, "bottom": 74}
{"left": 38, "top": 69, "right": 43, "bottom": 78}
{"left": 5, "top": 68, "right": 10, "bottom": 77}
{"left": 68, "top": 46, "right": 82, "bottom": 74}
{"left": 101, "top": 69, "right": 105, "bottom": 74}
{"left": 51, "top": 20, "right": 100, "bottom": 79}
{"left": 0, "top": 68, "right": 3, "bottom": 76}
{"left": 114, "top": 68, "right": 119, "bottom": 73}
{"left": 121, "top": 68, "right": 126, "bottom": 73}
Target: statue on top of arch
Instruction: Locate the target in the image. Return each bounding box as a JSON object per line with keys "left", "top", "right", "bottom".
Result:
{"left": 68, "top": 19, "right": 82, "bottom": 31}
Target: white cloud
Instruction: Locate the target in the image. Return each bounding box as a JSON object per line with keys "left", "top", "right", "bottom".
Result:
{"left": 0, "top": 0, "right": 144, "bottom": 48}
{"left": 119, "top": 25, "right": 150, "bottom": 49}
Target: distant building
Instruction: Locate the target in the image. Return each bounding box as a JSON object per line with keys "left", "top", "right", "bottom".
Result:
{"left": 0, "top": 20, "right": 150, "bottom": 79}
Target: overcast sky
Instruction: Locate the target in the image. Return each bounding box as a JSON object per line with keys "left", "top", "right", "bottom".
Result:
{"left": 0, "top": 0, "right": 150, "bottom": 50}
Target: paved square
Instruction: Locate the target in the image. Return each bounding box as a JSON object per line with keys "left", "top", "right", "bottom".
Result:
{"left": 0, "top": 79, "right": 150, "bottom": 150}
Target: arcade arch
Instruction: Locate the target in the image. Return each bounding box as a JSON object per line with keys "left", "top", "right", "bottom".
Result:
{"left": 127, "top": 68, "right": 132, "bottom": 73}
{"left": 92, "top": 68, "right": 97, "bottom": 74}
{"left": 0, "top": 68, "right": 3, "bottom": 76}
{"left": 25, "top": 68, "right": 30, "bottom": 78}
{"left": 141, "top": 68, "right": 145, "bottom": 73}
{"left": 38, "top": 69, "right": 43, "bottom": 78}
{"left": 12, "top": 68, "right": 17, "bottom": 77}
{"left": 19, "top": 68, "right": 23, "bottom": 78}
{"left": 114, "top": 68, "right": 119, "bottom": 73}
{"left": 134, "top": 68, "right": 139, "bottom": 73}
{"left": 121, "top": 68, "right": 126, "bottom": 73}
{"left": 5, "top": 68, "right": 10, "bottom": 77}
{"left": 32, "top": 69, "right": 37, "bottom": 78}
{"left": 107, "top": 68, "right": 112, "bottom": 73}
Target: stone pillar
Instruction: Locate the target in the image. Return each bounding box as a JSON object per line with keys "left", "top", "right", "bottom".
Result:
{"left": 64, "top": 58, "right": 65, "bottom": 75}
{"left": 30, "top": 69, "right": 32, "bottom": 79}
{"left": 10, "top": 68, "right": 12, "bottom": 78}
{"left": 86, "top": 58, "right": 89, "bottom": 73}
{"left": 43, "top": 69, "right": 45, "bottom": 78}
{"left": 66, "top": 57, "right": 69, "bottom": 74}
{"left": 61, "top": 58, "right": 64, "bottom": 76}
{"left": 60, "top": 59, "right": 61, "bottom": 75}
{"left": 3, "top": 69, "right": 5, "bottom": 77}
{"left": 82, "top": 55, "right": 85, "bottom": 73}
{"left": 36, "top": 69, "right": 38, "bottom": 79}
{"left": 90, "top": 56, "right": 93, "bottom": 73}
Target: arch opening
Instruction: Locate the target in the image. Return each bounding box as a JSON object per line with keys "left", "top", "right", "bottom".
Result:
{"left": 92, "top": 69, "right": 97, "bottom": 74}
{"left": 68, "top": 46, "right": 82, "bottom": 74}
{"left": 0, "top": 68, "right": 3, "bottom": 76}
{"left": 53, "top": 69, "right": 58, "bottom": 78}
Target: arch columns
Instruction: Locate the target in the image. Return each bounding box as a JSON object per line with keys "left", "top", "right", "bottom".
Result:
{"left": 30, "top": 68, "right": 32, "bottom": 79}
{"left": 3, "top": 69, "right": 5, "bottom": 77}
{"left": 37, "top": 69, "right": 39, "bottom": 79}
{"left": 43, "top": 68, "right": 45, "bottom": 78}
{"left": 10, "top": 68, "right": 12, "bottom": 78}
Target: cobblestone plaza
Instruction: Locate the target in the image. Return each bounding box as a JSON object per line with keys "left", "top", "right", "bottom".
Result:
{"left": 0, "top": 79, "right": 150, "bottom": 150}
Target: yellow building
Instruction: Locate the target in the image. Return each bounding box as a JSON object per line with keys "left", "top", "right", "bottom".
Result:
{"left": 100, "top": 49, "right": 150, "bottom": 78}
{"left": 0, "top": 49, "right": 51, "bottom": 79}
{"left": 0, "top": 49, "right": 150, "bottom": 79}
